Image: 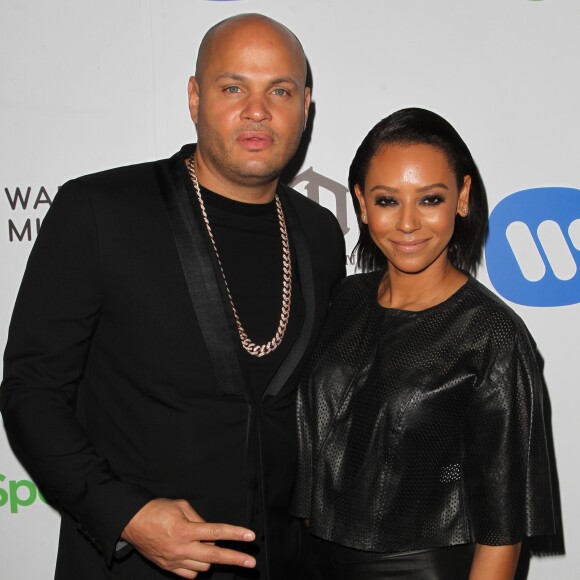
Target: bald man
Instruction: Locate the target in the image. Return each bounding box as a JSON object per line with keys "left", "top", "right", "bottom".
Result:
{"left": 1, "top": 13, "right": 345, "bottom": 580}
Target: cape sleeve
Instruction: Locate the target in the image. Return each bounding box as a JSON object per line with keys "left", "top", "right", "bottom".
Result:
{"left": 463, "top": 325, "right": 556, "bottom": 545}
{"left": 290, "top": 276, "right": 352, "bottom": 519}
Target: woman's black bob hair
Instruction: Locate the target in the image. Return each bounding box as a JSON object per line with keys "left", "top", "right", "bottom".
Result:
{"left": 348, "top": 107, "right": 488, "bottom": 274}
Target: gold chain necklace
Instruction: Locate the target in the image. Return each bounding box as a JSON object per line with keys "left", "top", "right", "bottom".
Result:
{"left": 186, "top": 154, "right": 292, "bottom": 357}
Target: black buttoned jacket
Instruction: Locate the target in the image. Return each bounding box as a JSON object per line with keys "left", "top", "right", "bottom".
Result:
{"left": 0, "top": 145, "right": 345, "bottom": 580}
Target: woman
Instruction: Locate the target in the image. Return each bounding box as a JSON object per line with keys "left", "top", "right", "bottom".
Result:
{"left": 291, "top": 108, "right": 555, "bottom": 579}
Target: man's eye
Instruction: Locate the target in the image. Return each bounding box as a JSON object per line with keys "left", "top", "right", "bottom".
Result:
{"left": 272, "top": 88, "right": 289, "bottom": 96}
{"left": 224, "top": 86, "right": 241, "bottom": 93}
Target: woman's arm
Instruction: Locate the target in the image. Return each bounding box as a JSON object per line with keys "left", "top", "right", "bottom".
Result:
{"left": 468, "top": 542, "right": 521, "bottom": 580}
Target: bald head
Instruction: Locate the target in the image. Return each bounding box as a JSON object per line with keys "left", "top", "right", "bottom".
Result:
{"left": 187, "top": 13, "right": 311, "bottom": 199}
{"left": 195, "top": 14, "right": 308, "bottom": 87}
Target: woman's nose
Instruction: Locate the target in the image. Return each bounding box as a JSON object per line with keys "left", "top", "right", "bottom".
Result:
{"left": 397, "top": 204, "right": 420, "bottom": 233}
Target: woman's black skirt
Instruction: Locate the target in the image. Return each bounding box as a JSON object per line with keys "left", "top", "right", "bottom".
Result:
{"left": 306, "top": 533, "right": 476, "bottom": 580}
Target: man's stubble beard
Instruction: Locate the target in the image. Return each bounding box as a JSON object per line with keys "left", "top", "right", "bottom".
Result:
{"left": 196, "top": 125, "right": 302, "bottom": 189}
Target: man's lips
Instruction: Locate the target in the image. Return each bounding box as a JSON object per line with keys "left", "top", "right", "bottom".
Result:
{"left": 236, "top": 131, "right": 274, "bottom": 151}
{"left": 391, "top": 239, "right": 430, "bottom": 253}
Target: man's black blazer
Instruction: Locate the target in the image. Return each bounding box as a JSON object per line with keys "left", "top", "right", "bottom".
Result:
{"left": 1, "top": 145, "right": 345, "bottom": 579}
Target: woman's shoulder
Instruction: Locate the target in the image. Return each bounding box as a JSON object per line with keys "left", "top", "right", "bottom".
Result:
{"left": 331, "top": 270, "right": 382, "bottom": 304}
{"left": 464, "top": 277, "right": 535, "bottom": 347}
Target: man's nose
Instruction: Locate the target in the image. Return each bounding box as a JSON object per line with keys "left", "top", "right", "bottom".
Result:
{"left": 241, "top": 94, "right": 272, "bottom": 123}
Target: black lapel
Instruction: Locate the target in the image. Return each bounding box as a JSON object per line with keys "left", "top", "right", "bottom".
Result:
{"left": 156, "top": 148, "right": 246, "bottom": 398}
{"left": 263, "top": 185, "right": 317, "bottom": 400}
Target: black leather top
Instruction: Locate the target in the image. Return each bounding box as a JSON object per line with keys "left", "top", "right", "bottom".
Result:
{"left": 292, "top": 271, "right": 555, "bottom": 553}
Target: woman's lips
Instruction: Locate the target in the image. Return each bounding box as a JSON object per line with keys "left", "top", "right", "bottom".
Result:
{"left": 391, "top": 239, "right": 430, "bottom": 253}
{"left": 236, "top": 132, "right": 274, "bottom": 151}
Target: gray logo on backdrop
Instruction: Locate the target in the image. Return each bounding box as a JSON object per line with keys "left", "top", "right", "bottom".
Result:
{"left": 4, "top": 186, "right": 54, "bottom": 242}
{"left": 290, "top": 168, "right": 350, "bottom": 236}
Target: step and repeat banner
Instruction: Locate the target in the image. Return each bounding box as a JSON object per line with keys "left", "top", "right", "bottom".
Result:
{"left": 1, "top": 0, "right": 578, "bottom": 578}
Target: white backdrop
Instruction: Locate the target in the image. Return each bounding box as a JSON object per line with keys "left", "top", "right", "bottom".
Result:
{"left": 1, "top": 0, "right": 578, "bottom": 578}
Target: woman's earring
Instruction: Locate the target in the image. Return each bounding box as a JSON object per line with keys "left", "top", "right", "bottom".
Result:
{"left": 362, "top": 212, "right": 368, "bottom": 223}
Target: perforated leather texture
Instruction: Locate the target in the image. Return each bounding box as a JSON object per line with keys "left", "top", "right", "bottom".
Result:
{"left": 291, "top": 271, "right": 555, "bottom": 552}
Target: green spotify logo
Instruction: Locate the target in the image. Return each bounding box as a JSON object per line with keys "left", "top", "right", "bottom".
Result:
{"left": 0, "top": 472, "right": 48, "bottom": 513}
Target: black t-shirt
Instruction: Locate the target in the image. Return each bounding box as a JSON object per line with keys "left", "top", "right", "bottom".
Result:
{"left": 200, "top": 185, "right": 304, "bottom": 401}
{"left": 199, "top": 186, "right": 304, "bottom": 551}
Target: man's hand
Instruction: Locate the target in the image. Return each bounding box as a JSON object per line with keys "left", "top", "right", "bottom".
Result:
{"left": 121, "top": 498, "right": 257, "bottom": 579}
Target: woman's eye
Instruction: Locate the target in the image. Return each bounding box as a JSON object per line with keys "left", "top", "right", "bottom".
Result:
{"left": 421, "top": 195, "right": 445, "bottom": 206}
{"left": 375, "top": 196, "right": 397, "bottom": 207}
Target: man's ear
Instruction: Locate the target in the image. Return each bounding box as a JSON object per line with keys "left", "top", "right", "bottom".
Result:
{"left": 303, "top": 87, "right": 311, "bottom": 131}
{"left": 188, "top": 76, "right": 200, "bottom": 124}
